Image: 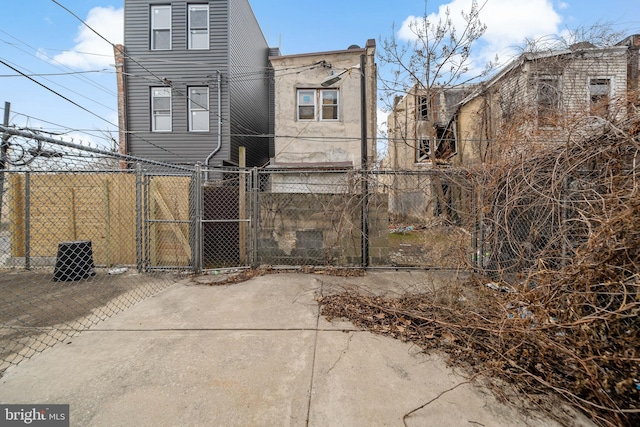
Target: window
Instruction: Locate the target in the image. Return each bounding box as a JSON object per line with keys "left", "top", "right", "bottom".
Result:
{"left": 188, "top": 4, "right": 209, "bottom": 49}
{"left": 417, "top": 137, "right": 430, "bottom": 162}
{"left": 151, "top": 5, "right": 171, "bottom": 50}
{"left": 297, "top": 89, "right": 339, "bottom": 121}
{"left": 417, "top": 133, "right": 454, "bottom": 163}
{"left": 151, "top": 87, "right": 171, "bottom": 131}
{"left": 589, "top": 77, "right": 611, "bottom": 117}
{"left": 537, "top": 77, "right": 560, "bottom": 126}
{"left": 298, "top": 90, "right": 315, "bottom": 120}
{"left": 189, "top": 87, "right": 209, "bottom": 131}
{"left": 417, "top": 95, "right": 428, "bottom": 120}
{"left": 321, "top": 90, "right": 338, "bottom": 120}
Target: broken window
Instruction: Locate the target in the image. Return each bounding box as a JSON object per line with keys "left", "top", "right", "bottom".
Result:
{"left": 417, "top": 137, "right": 431, "bottom": 162}
{"left": 417, "top": 95, "right": 428, "bottom": 121}
{"left": 537, "top": 77, "right": 560, "bottom": 126}
{"left": 589, "top": 78, "right": 611, "bottom": 117}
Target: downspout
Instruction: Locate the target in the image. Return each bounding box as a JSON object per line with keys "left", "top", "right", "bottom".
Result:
{"left": 205, "top": 70, "right": 222, "bottom": 181}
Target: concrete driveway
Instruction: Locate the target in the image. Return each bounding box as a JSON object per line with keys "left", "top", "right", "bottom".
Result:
{"left": 0, "top": 270, "right": 587, "bottom": 426}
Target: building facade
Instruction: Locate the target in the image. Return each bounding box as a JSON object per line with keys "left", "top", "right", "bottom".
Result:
{"left": 266, "top": 40, "right": 377, "bottom": 192}
{"left": 455, "top": 35, "right": 640, "bottom": 166}
{"left": 121, "top": 0, "right": 271, "bottom": 168}
{"left": 268, "top": 41, "right": 377, "bottom": 167}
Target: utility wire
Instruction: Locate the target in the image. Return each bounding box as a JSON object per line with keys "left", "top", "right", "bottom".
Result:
{"left": 0, "top": 69, "right": 109, "bottom": 78}
{"left": 0, "top": 60, "right": 191, "bottom": 161}
{"left": 0, "top": 30, "right": 117, "bottom": 97}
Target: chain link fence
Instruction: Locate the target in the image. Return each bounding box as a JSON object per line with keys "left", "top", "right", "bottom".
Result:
{"left": 4, "top": 128, "right": 621, "bottom": 375}
{"left": 0, "top": 128, "right": 195, "bottom": 375}
{"left": 373, "top": 169, "right": 476, "bottom": 269}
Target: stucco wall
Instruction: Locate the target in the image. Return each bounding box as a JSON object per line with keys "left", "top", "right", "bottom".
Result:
{"left": 270, "top": 44, "right": 376, "bottom": 168}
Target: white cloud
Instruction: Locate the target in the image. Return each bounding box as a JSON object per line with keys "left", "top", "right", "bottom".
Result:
{"left": 52, "top": 6, "right": 123, "bottom": 70}
{"left": 398, "top": 0, "right": 563, "bottom": 69}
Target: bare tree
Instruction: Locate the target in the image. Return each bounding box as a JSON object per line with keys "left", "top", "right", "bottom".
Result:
{"left": 380, "top": 0, "right": 494, "bottom": 221}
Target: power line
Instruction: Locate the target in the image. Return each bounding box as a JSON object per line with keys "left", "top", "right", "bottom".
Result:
{"left": 0, "top": 55, "right": 116, "bottom": 111}
{"left": 51, "top": 0, "right": 168, "bottom": 87}
{"left": 0, "top": 60, "right": 192, "bottom": 161}
{"left": 0, "top": 30, "right": 117, "bottom": 97}
{"left": 0, "top": 69, "right": 109, "bottom": 78}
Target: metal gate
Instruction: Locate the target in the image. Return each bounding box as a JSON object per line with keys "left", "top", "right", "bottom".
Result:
{"left": 139, "top": 166, "right": 255, "bottom": 272}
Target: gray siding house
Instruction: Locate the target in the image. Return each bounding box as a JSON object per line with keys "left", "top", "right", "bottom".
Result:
{"left": 121, "top": 0, "right": 271, "bottom": 168}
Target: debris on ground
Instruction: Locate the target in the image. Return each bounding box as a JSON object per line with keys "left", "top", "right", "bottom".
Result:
{"left": 193, "top": 266, "right": 366, "bottom": 286}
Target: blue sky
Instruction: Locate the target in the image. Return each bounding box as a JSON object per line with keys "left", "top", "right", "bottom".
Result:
{"left": 0, "top": 0, "right": 638, "bottom": 150}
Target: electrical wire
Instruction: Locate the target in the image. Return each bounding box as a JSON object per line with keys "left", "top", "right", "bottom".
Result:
{"left": 0, "top": 30, "right": 117, "bottom": 97}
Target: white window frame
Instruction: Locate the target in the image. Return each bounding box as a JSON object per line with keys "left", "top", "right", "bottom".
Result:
{"left": 151, "top": 87, "right": 172, "bottom": 132}
{"left": 188, "top": 4, "right": 209, "bottom": 50}
{"left": 188, "top": 86, "right": 209, "bottom": 132}
{"left": 297, "top": 89, "right": 316, "bottom": 121}
{"left": 320, "top": 89, "right": 339, "bottom": 120}
{"left": 296, "top": 89, "right": 339, "bottom": 121}
{"left": 150, "top": 5, "right": 171, "bottom": 51}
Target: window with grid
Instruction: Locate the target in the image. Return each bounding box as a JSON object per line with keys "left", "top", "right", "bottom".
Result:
{"left": 151, "top": 5, "right": 171, "bottom": 50}
{"left": 189, "top": 87, "right": 209, "bottom": 131}
{"left": 297, "top": 89, "right": 339, "bottom": 121}
{"left": 151, "top": 87, "right": 171, "bottom": 132}
{"left": 188, "top": 4, "right": 209, "bottom": 49}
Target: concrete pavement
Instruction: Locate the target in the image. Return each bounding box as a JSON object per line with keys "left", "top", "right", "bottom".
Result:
{"left": 0, "top": 270, "right": 590, "bottom": 426}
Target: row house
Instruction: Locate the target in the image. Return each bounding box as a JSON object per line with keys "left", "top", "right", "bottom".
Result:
{"left": 120, "top": 0, "right": 271, "bottom": 168}
{"left": 455, "top": 34, "right": 640, "bottom": 166}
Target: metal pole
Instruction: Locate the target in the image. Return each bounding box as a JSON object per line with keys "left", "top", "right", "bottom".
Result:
{"left": 25, "top": 171, "right": 30, "bottom": 270}
{"left": 193, "top": 163, "right": 203, "bottom": 274}
{"left": 135, "top": 163, "right": 143, "bottom": 273}
{"left": 252, "top": 167, "right": 259, "bottom": 268}
{"left": 0, "top": 102, "right": 10, "bottom": 222}
{"left": 360, "top": 54, "right": 369, "bottom": 267}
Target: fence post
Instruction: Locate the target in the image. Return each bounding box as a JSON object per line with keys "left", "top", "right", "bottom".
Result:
{"left": 238, "top": 147, "right": 246, "bottom": 265}
{"left": 135, "top": 163, "right": 143, "bottom": 273}
{"left": 24, "top": 171, "right": 30, "bottom": 270}
{"left": 193, "top": 163, "right": 203, "bottom": 274}
{"left": 561, "top": 175, "right": 568, "bottom": 267}
{"left": 0, "top": 102, "right": 10, "bottom": 223}
{"left": 252, "top": 167, "right": 259, "bottom": 268}
{"left": 472, "top": 179, "right": 479, "bottom": 268}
